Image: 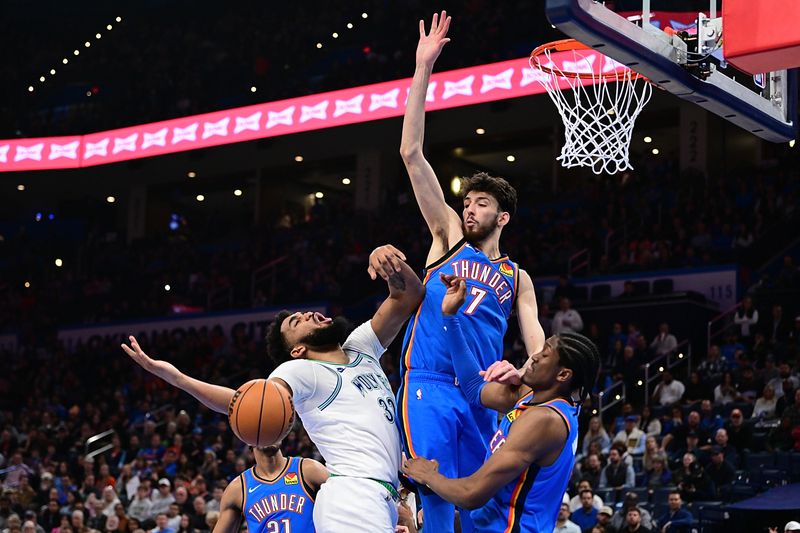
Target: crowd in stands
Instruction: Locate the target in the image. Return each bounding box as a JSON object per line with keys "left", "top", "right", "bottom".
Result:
{"left": 553, "top": 294, "right": 800, "bottom": 532}
{"left": 3, "top": 160, "right": 798, "bottom": 337}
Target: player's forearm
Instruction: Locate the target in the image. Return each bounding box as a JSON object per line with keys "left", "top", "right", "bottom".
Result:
{"left": 400, "top": 64, "right": 433, "bottom": 160}
{"left": 173, "top": 373, "right": 235, "bottom": 414}
{"left": 443, "top": 316, "right": 486, "bottom": 406}
{"left": 424, "top": 472, "right": 486, "bottom": 510}
{"left": 387, "top": 260, "right": 425, "bottom": 310}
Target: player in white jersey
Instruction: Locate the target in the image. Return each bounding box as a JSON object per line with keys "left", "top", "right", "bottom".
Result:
{"left": 121, "top": 244, "right": 424, "bottom": 533}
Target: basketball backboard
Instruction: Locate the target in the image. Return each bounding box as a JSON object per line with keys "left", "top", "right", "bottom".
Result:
{"left": 545, "top": 0, "right": 797, "bottom": 142}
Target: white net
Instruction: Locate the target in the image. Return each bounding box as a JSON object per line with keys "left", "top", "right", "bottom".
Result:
{"left": 531, "top": 47, "right": 653, "bottom": 175}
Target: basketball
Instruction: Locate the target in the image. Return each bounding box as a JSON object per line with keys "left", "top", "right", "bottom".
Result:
{"left": 228, "top": 379, "right": 295, "bottom": 447}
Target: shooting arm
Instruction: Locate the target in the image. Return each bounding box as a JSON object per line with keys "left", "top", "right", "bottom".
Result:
{"left": 515, "top": 269, "right": 546, "bottom": 355}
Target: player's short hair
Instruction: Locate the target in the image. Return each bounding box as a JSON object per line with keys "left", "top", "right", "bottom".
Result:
{"left": 553, "top": 332, "right": 600, "bottom": 401}
{"left": 266, "top": 310, "right": 293, "bottom": 364}
{"left": 460, "top": 172, "right": 517, "bottom": 217}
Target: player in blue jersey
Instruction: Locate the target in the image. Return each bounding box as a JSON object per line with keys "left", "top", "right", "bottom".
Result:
{"left": 401, "top": 275, "right": 599, "bottom": 533}
{"left": 214, "top": 444, "right": 328, "bottom": 533}
{"left": 387, "top": 10, "right": 546, "bottom": 533}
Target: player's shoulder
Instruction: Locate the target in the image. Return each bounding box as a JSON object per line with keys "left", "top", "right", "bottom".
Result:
{"left": 342, "top": 320, "right": 384, "bottom": 358}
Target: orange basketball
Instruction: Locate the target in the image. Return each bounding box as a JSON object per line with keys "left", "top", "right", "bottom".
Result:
{"left": 228, "top": 379, "right": 295, "bottom": 447}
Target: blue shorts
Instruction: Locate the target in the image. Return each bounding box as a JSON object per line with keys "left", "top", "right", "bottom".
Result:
{"left": 397, "top": 370, "right": 497, "bottom": 533}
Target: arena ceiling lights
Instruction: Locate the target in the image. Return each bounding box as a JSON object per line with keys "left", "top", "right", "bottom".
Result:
{"left": 1, "top": 52, "right": 609, "bottom": 172}
{"left": 28, "top": 16, "right": 123, "bottom": 93}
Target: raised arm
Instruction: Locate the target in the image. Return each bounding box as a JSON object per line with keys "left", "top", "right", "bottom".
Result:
{"left": 212, "top": 475, "right": 243, "bottom": 533}
{"left": 402, "top": 405, "right": 567, "bottom": 509}
{"left": 367, "top": 245, "right": 426, "bottom": 347}
{"left": 440, "top": 274, "right": 527, "bottom": 413}
{"left": 400, "top": 11, "right": 462, "bottom": 262}
{"left": 299, "top": 458, "right": 329, "bottom": 493}
{"left": 515, "top": 269, "right": 546, "bottom": 356}
{"left": 122, "top": 336, "right": 233, "bottom": 413}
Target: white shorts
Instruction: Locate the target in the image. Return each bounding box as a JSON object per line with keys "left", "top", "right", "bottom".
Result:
{"left": 312, "top": 476, "right": 398, "bottom": 533}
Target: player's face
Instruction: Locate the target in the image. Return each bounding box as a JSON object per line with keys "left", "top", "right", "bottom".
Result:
{"left": 462, "top": 191, "right": 504, "bottom": 243}
{"left": 282, "top": 311, "right": 333, "bottom": 347}
{"left": 519, "top": 338, "right": 561, "bottom": 389}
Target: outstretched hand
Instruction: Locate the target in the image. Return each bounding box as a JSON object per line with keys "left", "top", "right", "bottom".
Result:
{"left": 440, "top": 273, "right": 466, "bottom": 316}
{"left": 121, "top": 335, "right": 180, "bottom": 385}
{"left": 416, "top": 10, "right": 452, "bottom": 67}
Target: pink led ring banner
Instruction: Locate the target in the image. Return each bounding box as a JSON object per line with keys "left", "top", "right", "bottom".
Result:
{"left": 0, "top": 52, "right": 607, "bottom": 172}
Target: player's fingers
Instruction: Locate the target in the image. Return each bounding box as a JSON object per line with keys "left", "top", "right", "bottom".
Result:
{"left": 438, "top": 11, "right": 448, "bottom": 34}
{"left": 439, "top": 38, "right": 451, "bottom": 48}
{"left": 419, "top": 19, "right": 425, "bottom": 38}
{"left": 385, "top": 244, "right": 406, "bottom": 261}
{"left": 431, "top": 12, "right": 438, "bottom": 31}
{"left": 442, "top": 15, "right": 452, "bottom": 35}
{"left": 121, "top": 344, "right": 135, "bottom": 357}
{"left": 367, "top": 265, "right": 377, "bottom": 280}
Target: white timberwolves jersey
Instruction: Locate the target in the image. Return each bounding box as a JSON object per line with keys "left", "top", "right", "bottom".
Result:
{"left": 269, "top": 321, "right": 402, "bottom": 484}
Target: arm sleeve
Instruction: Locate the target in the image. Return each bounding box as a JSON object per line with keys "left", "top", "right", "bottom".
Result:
{"left": 342, "top": 320, "right": 387, "bottom": 360}
{"left": 625, "top": 465, "right": 635, "bottom": 488}
{"left": 442, "top": 315, "right": 487, "bottom": 406}
{"left": 632, "top": 434, "right": 646, "bottom": 455}
{"left": 269, "top": 361, "right": 317, "bottom": 405}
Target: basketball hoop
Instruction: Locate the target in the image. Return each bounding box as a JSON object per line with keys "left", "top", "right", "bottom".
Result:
{"left": 530, "top": 39, "right": 653, "bottom": 175}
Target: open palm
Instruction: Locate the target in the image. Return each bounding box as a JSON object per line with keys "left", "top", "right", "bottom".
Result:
{"left": 416, "top": 10, "right": 452, "bottom": 67}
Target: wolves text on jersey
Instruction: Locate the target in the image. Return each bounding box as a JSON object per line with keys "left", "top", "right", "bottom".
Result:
{"left": 350, "top": 372, "right": 392, "bottom": 397}
{"left": 449, "top": 259, "right": 513, "bottom": 304}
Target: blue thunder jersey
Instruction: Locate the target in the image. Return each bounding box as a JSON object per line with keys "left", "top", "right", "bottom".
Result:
{"left": 400, "top": 238, "right": 519, "bottom": 376}
{"left": 471, "top": 393, "right": 580, "bottom": 533}
{"left": 241, "top": 457, "right": 316, "bottom": 533}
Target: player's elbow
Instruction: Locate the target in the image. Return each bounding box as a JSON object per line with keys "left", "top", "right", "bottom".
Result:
{"left": 399, "top": 143, "right": 422, "bottom": 163}
{"left": 398, "top": 282, "right": 425, "bottom": 312}
{"left": 459, "top": 490, "right": 489, "bottom": 510}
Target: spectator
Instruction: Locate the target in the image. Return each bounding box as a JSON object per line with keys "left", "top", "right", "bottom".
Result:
{"left": 782, "top": 389, "right": 800, "bottom": 427}
{"left": 568, "top": 480, "right": 604, "bottom": 513}
{"left": 650, "top": 323, "right": 678, "bottom": 358}
{"left": 698, "top": 400, "right": 724, "bottom": 436}
{"left": 654, "top": 492, "right": 693, "bottom": 533}
{"left": 599, "top": 446, "right": 635, "bottom": 497}
{"left": 595, "top": 506, "right": 614, "bottom": 531}
{"left": 188, "top": 499, "right": 205, "bottom": 531}
{"left": 99, "top": 487, "right": 120, "bottom": 519}
{"left": 651, "top": 371, "right": 685, "bottom": 407}
{"left": 766, "top": 304, "right": 791, "bottom": 345}
{"left": 127, "top": 486, "right": 152, "bottom": 523}
{"left": 204, "top": 486, "right": 223, "bottom": 514}
{"left": 683, "top": 371, "right": 710, "bottom": 404}
{"left": 622, "top": 507, "right": 652, "bottom": 533}
{"left": 552, "top": 297, "right": 584, "bottom": 335}
{"left": 768, "top": 364, "right": 800, "bottom": 399}
{"left": 553, "top": 503, "right": 581, "bottom": 533}
{"left": 724, "top": 409, "right": 753, "bottom": 454}
{"left": 662, "top": 411, "right": 708, "bottom": 454}
{"left": 608, "top": 322, "right": 628, "bottom": 357}
{"left": 714, "top": 372, "right": 738, "bottom": 405}
{"left": 639, "top": 406, "right": 662, "bottom": 438}
{"left": 150, "top": 480, "right": 174, "bottom": 518}
{"left": 614, "top": 416, "right": 646, "bottom": 456}
{"left": 149, "top": 514, "right": 173, "bottom": 533}
{"left": 104, "top": 515, "right": 120, "bottom": 533}
{"left": 173, "top": 488, "right": 190, "bottom": 516}
{"left": 753, "top": 385, "right": 779, "bottom": 419}
{"left": 164, "top": 505, "right": 180, "bottom": 531}
{"left": 573, "top": 456, "right": 603, "bottom": 492}
{"left": 626, "top": 323, "right": 642, "bottom": 349}
{"left": 39, "top": 501, "right": 61, "bottom": 532}
{"left": 714, "top": 428, "right": 740, "bottom": 468}
{"left": 643, "top": 456, "right": 672, "bottom": 490}
{"left": 618, "top": 281, "right": 637, "bottom": 299}
{"left": 608, "top": 493, "right": 654, "bottom": 532}
{"left": 733, "top": 297, "right": 759, "bottom": 341}
{"left": 697, "top": 345, "right": 728, "bottom": 386}
{"left": 582, "top": 416, "right": 612, "bottom": 458}
{"left": 706, "top": 446, "right": 735, "bottom": 498}
{"left": 570, "top": 490, "right": 599, "bottom": 531}
{"left": 673, "top": 452, "right": 711, "bottom": 502}
{"left": 203, "top": 512, "right": 218, "bottom": 533}
{"left": 554, "top": 275, "right": 577, "bottom": 302}
{"left": 643, "top": 437, "right": 668, "bottom": 473}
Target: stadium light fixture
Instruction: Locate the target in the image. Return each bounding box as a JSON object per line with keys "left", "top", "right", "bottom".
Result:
{"left": 106, "top": 196, "right": 115, "bottom": 203}
{"left": 24, "top": 281, "right": 31, "bottom": 288}
{"left": 332, "top": 32, "right": 339, "bottom": 39}
{"left": 85, "top": 41, "right": 91, "bottom": 47}
{"left": 450, "top": 176, "right": 461, "bottom": 195}
{"left": 27, "top": 86, "right": 33, "bottom": 92}
{"left": 116, "top": 16, "right": 122, "bottom": 22}
{"left": 62, "top": 58, "right": 68, "bottom": 64}
{"left": 187, "top": 171, "right": 196, "bottom": 178}
{"left": 39, "top": 76, "right": 45, "bottom": 82}
{"left": 341, "top": 178, "right": 351, "bottom": 185}
{"left": 196, "top": 194, "right": 204, "bottom": 202}
{"left": 347, "top": 23, "right": 353, "bottom": 29}
{"left": 294, "top": 155, "right": 304, "bottom": 162}
{"left": 315, "top": 192, "right": 324, "bottom": 199}
{"left": 95, "top": 33, "right": 102, "bottom": 39}
{"left": 234, "top": 189, "right": 243, "bottom": 197}
{"left": 55, "top": 258, "right": 63, "bottom": 267}
{"left": 362, "top": 12, "right": 368, "bottom": 18}
{"left": 316, "top": 42, "right": 323, "bottom": 49}
{"left": 107, "top": 24, "right": 113, "bottom": 30}
{"left": 643, "top": 136, "right": 652, "bottom": 143}
{"left": 50, "top": 69, "right": 56, "bottom": 75}
{"left": 164, "top": 284, "right": 171, "bottom": 291}
{"left": 475, "top": 128, "right": 485, "bottom": 135}
{"left": 17, "top": 184, "right": 25, "bottom": 191}
{"left": 74, "top": 50, "right": 80, "bottom": 56}
{"left": 506, "top": 155, "right": 516, "bottom": 162}
{"left": 652, "top": 148, "right": 660, "bottom": 155}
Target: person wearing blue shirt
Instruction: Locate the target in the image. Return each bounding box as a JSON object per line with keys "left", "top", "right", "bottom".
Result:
{"left": 655, "top": 492, "right": 693, "bottom": 532}
{"left": 570, "top": 489, "right": 599, "bottom": 530}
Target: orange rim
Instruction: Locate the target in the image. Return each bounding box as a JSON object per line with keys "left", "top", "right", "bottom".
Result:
{"left": 530, "top": 38, "right": 648, "bottom": 81}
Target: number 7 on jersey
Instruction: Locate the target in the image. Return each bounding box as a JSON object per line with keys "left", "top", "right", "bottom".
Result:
{"left": 464, "top": 286, "right": 487, "bottom": 315}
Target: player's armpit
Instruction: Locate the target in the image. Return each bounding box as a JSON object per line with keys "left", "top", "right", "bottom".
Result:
{"left": 515, "top": 269, "right": 546, "bottom": 355}
{"left": 300, "top": 458, "right": 330, "bottom": 492}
